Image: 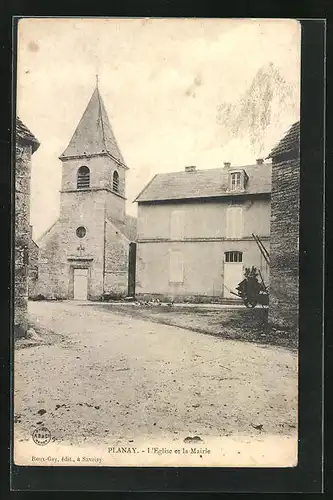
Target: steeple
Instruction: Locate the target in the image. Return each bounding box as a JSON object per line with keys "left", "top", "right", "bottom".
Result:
{"left": 60, "top": 83, "right": 127, "bottom": 167}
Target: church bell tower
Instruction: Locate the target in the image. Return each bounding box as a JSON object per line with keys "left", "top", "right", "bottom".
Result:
{"left": 59, "top": 78, "right": 128, "bottom": 225}
{"left": 57, "top": 79, "right": 129, "bottom": 299}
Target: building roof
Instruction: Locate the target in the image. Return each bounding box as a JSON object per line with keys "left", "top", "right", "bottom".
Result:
{"left": 113, "top": 214, "right": 137, "bottom": 241}
{"left": 60, "top": 85, "right": 126, "bottom": 166}
{"left": 267, "top": 121, "right": 300, "bottom": 159}
{"left": 135, "top": 163, "right": 272, "bottom": 203}
{"left": 16, "top": 117, "right": 40, "bottom": 153}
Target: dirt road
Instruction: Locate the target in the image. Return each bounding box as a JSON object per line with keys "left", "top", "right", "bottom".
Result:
{"left": 15, "top": 301, "right": 297, "bottom": 448}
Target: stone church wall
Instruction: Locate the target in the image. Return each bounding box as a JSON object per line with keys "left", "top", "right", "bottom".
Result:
{"left": 37, "top": 217, "right": 106, "bottom": 300}
{"left": 37, "top": 221, "right": 70, "bottom": 299}
{"left": 103, "top": 220, "right": 129, "bottom": 297}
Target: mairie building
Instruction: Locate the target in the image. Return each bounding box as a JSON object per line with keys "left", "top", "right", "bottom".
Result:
{"left": 134, "top": 161, "right": 271, "bottom": 302}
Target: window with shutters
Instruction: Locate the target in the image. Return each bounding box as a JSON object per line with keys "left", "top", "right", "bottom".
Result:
{"left": 169, "top": 250, "right": 184, "bottom": 283}
{"left": 77, "top": 166, "right": 90, "bottom": 189}
{"left": 170, "top": 210, "right": 185, "bottom": 240}
{"left": 226, "top": 206, "right": 243, "bottom": 238}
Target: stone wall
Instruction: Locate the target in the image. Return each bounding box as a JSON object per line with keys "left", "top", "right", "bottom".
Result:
{"left": 268, "top": 157, "right": 300, "bottom": 329}
{"left": 104, "top": 220, "right": 129, "bottom": 297}
{"left": 37, "top": 213, "right": 131, "bottom": 300}
{"left": 28, "top": 233, "right": 39, "bottom": 298}
{"left": 37, "top": 216, "right": 105, "bottom": 300}
{"left": 15, "top": 143, "right": 32, "bottom": 337}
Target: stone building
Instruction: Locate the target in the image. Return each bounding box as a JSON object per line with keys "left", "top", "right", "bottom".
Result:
{"left": 134, "top": 161, "right": 271, "bottom": 302}
{"left": 15, "top": 118, "right": 40, "bottom": 338}
{"left": 28, "top": 225, "right": 39, "bottom": 299}
{"left": 267, "top": 121, "right": 300, "bottom": 329}
{"left": 37, "top": 83, "right": 136, "bottom": 300}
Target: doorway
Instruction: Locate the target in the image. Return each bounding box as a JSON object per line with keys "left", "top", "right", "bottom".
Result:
{"left": 128, "top": 242, "right": 137, "bottom": 297}
{"left": 73, "top": 268, "right": 88, "bottom": 300}
{"left": 224, "top": 251, "right": 243, "bottom": 298}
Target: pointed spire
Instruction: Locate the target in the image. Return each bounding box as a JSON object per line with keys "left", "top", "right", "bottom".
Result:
{"left": 60, "top": 83, "right": 126, "bottom": 167}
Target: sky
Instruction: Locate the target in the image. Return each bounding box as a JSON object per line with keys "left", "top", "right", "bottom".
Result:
{"left": 17, "top": 18, "right": 300, "bottom": 240}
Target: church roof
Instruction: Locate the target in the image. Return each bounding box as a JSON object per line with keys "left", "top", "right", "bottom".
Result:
{"left": 135, "top": 163, "right": 272, "bottom": 203}
{"left": 60, "top": 85, "right": 126, "bottom": 166}
{"left": 16, "top": 117, "right": 40, "bottom": 153}
{"left": 110, "top": 214, "right": 137, "bottom": 242}
{"left": 267, "top": 121, "right": 300, "bottom": 159}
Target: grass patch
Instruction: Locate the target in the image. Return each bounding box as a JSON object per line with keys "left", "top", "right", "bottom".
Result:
{"left": 91, "top": 304, "right": 298, "bottom": 351}
{"left": 14, "top": 317, "right": 68, "bottom": 350}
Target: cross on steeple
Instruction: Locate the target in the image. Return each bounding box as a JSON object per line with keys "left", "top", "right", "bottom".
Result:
{"left": 77, "top": 244, "right": 85, "bottom": 256}
{"left": 96, "top": 74, "right": 99, "bottom": 87}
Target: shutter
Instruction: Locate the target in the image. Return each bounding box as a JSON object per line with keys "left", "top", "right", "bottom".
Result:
{"left": 170, "top": 210, "right": 185, "bottom": 240}
{"left": 226, "top": 208, "right": 234, "bottom": 238}
{"left": 227, "top": 207, "right": 243, "bottom": 238}
{"left": 234, "top": 207, "right": 243, "bottom": 238}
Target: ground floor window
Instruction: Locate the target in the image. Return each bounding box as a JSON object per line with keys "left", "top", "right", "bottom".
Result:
{"left": 225, "top": 251, "right": 243, "bottom": 263}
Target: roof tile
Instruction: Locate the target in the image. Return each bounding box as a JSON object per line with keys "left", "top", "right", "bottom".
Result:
{"left": 16, "top": 117, "right": 40, "bottom": 153}
{"left": 60, "top": 86, "right": 126, "bottom": 166}
{"left": 267, "top": 121, "right": 300, "bottom": 159}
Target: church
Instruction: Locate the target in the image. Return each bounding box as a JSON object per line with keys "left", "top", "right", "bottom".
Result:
{"left": 36, "top": 83, "right": 137, "bottom": 301}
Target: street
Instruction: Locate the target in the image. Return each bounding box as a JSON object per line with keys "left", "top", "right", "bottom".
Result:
{"left": 15, "top": 301, "right": 297, "bottom": 449}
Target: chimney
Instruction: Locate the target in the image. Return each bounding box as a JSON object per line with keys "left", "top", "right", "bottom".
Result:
{"left": 185, "top": 166, "right": 196, "bottom": 172}
{"left": 224, "top": 162, "right": 231, "bottom": 168}
{"left": 256, "top": 158, "right": 264, "bottom": 165}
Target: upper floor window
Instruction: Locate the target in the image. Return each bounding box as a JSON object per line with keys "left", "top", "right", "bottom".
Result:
{"left": 77, "top": 166, "right": 90, "bottom": 189}
{"left": 229, "top": 169, "right": 248, "bottom": 192}
{"left": 113, "top": 171, "right": 119, "bottom": 192}
{"left": 230, "top": 172, "right": 242, "bottom": 191}
{"left": 170, "top": 210, "right": 185, "bottom": 240}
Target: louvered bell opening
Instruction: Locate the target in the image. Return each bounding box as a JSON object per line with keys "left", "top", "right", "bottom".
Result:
{"left": 113, "top": 171, "right": 119, "bottom": 193}
{"left": 77, "top": 166, "right": 90, "bottom": 189}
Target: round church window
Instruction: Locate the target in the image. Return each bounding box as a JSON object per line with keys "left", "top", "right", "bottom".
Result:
{"left": 76, "top": 226, "right": 86, "bottom": 238}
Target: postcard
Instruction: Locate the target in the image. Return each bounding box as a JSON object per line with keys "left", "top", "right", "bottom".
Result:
{"left": 14, "top": 17, "right": 300, "bottom": 468}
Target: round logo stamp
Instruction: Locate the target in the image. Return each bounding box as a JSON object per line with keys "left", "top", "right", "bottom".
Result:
{"left": 32, "top": 427, "right": 51, "bottom": 446}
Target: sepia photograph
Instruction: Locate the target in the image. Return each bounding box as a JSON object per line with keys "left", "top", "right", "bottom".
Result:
{"left": 14, "top": 17, "right": 301, "bottom": 467}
